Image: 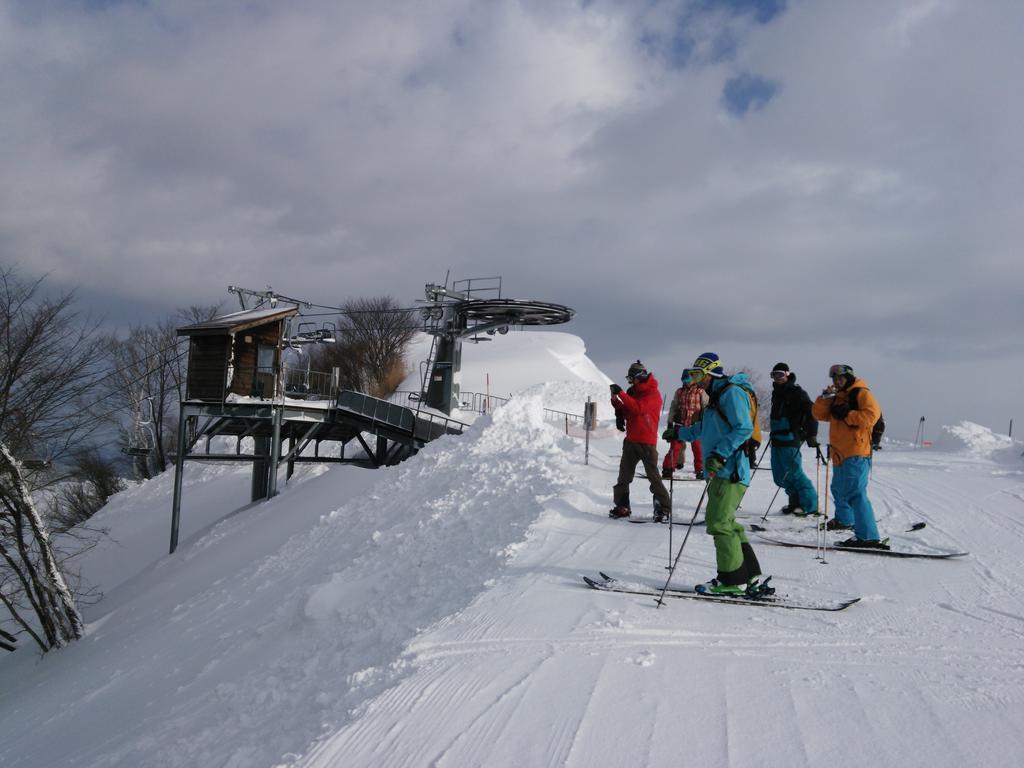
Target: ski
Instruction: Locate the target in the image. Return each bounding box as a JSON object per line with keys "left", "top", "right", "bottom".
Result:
{"left": 635, "top": 474, "right": 703, "bottom": 482}
{"left": 627, "top": 517, "right": 705, "bottom": 526}
{"left": 753, "top": 533, "right": 967, "bottom": 559}
{"left": 583, "top": 574, "right": 859, "bottom": 612}
{"left": 750, "top": 521, "right": 928, "bottom": 535}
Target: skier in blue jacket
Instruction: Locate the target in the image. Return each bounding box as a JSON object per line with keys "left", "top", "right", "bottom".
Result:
{"left": 674, "top": 353, "right": 767, "bottom": 595}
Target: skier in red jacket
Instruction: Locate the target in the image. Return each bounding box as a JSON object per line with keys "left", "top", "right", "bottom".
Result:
{"left": 609, "top": 361, "right": 672, "bottom": 521}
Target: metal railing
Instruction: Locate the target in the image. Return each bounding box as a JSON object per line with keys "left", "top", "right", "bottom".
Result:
{"left": 282, "top": 366, "right": 336, "bottom": 400}
{"left": 339, "top": 390, "right": 469, "bottom": 437}
{"left": 388, "top": 389, "right": 584, "bottom": 427}
{"left": 281, "top": 367, "right": 585, "bottom": 433}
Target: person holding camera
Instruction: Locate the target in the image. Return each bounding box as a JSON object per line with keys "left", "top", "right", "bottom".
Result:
{"left": 812, "top": 363, "right": 886, "bottom": 549}
{"left": 609, "top": 361, "right": 672, "bottom": 521}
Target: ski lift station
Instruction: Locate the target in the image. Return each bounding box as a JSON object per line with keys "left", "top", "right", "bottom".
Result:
{"left": 169, "top": 279, "right": 573, "bottom": 553}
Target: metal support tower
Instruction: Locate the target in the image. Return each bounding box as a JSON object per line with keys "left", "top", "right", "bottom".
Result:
{"left": 418, "top": 279, "right": 574, "bottom": 414}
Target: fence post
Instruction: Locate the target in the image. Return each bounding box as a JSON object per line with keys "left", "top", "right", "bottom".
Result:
{"left": 584, "top": 398, "right": 596, "bottom": 464}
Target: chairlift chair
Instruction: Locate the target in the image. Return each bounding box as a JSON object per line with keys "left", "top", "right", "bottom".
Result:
{"left": 288, "top": 321, "right": 337, "bottom": 345}
{"left": 122, "top": 394, "right": 156, "bottom": 458}
{"left": 21, "top": 432, "right": 53, "bottom": 470}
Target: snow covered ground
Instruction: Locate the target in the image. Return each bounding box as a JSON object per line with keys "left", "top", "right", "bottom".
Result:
{"left": 2, "top": 332, "right": 1023, "bottom": 768}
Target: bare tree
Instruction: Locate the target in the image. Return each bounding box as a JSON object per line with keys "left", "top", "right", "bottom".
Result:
{"left": 105, "top": 320, "right": 184, "bottom": 478}
{"left": 0, "top": 267, "right": 106, "bottom": 469}
{"left": 103, "top": 305, "right": 219, "bottom": 478}
{"left": 310, "top": 297, "right": 417, "bottom": 398}
{"left": 0, "top": 266, "right": 107, "bottom": 651}
{"left": 1, "top": 441, "right": 84, "bottom": 651}
{"left": 47, "top": 448, "right": 125, "bottom": 533}
{"left": 735, "top": 365, "right": 770, "bottom": 430}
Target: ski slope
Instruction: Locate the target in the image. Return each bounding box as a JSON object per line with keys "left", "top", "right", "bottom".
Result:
{"left": 1, "top": 332, "right": 1023, "bottom": 768}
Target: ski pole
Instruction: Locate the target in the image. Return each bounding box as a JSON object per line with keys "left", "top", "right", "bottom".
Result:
{"left": 736, "top": 441, "right": 772, "bottom": 513}
{"left": 814, "top": 448, "right": 822, "bottom": 556}
{"left": 656, "top": 479, "right": 711, "bottom": 608}
{"left": 747, "top": 441, "right": 771, "bottom": 482}
{"left": 667, "top": 473, "right": 674, "bottom": 569}
{"left": 757, "top": 440, "right": 793, "bottom": 522}
{"left": 759, "top": 479, "right": 787, "bottom": 522}
{"left": 819, "top": 446, "right": 831, "bottom": 563}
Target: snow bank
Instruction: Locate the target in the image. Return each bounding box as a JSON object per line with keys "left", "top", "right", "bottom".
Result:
{"left": 514, "top": 380, "right": 611, "bottom": 417}
{"left": 930, "top": 421, "right": 1022, "bottom": 463}
{"left": 400, "top": 330, "right": 609, "bottom": 399}
{"left": 0, "top": 386, "right": 585, "bottom": 768}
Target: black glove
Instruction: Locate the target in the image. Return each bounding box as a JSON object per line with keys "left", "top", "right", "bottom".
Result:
{"left": 610, "top": 383, "right": 622, "bottom": 395}
{"left": 806, "top": 436, "right": 819, "bottom": 448}
{"left": 615, "top": 413, "right": 626, "bottom": 432}
{"left": 662, "top": 427, "right": 677, "bottom": 442}
{"left": 831, "top": 402, "right": 851, "bottom": 420}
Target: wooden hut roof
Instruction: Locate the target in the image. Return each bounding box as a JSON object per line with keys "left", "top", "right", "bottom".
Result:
{"left": 177, "top": 306, "right": 300, "bottom": 337}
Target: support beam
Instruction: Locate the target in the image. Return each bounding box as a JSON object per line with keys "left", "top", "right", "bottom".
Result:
{"left": 251, "top": 437, "right": 270, "bottom": 501}
{"left": 355, "top": 433, "right": 379, "bottom": 467}
{"left": 169, "top": 409, "right": 189, "bottom": 554}
{"left": 268, "top": 406, "right": 283, "bottom": 497}
{"left": 281, "top": 423, "right": 325, "bottom": 466}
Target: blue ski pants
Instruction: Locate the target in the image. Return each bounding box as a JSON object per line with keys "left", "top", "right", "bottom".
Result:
{"left": 770, "top": 445, "right": 817, "bottom": 513}
{"left": 830, "top": 456, "right": 879, "bottom": 541}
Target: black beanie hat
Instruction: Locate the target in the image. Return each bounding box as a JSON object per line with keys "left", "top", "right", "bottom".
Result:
{"left": 772, "top": 362, "right": 790, "bottom": 373}
{"left": 627, "top": 360, "right": 648, "bottom": 379}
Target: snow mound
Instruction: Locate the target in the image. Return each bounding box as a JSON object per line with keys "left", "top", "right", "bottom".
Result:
{"left": 931, "top": 421, "right": 1021, "bottom": 462}
{"left": 0, "top": 386, "right": 586, "bottom": 768}
{"left": 513, "top": 380, "right": 612, "bottom": 417}
{"left": 400, "top": 331, "right": 610, "bottom": 399}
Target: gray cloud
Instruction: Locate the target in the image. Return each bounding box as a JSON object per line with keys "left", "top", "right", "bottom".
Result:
{"left": 1, "top": 0, "right": 1021, "bottom": 431}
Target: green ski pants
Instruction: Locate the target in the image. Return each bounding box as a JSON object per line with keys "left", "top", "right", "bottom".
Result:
{"left": 705, "top": 477, "right": 749, "bottom": 575}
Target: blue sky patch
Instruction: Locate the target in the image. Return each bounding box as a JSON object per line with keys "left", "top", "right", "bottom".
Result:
{"left": 722, "top": 72, "right": 780, "bottom": 116}
{"left": 698, "top": 0, "right": 787, "bottom": 25}
{"left": 639, "top": 0, "right": 787, "bottom": 71}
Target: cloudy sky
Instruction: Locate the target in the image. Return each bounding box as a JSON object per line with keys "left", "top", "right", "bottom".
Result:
{"left": 2, "top": 0, "right": 1021, "bottom": 439}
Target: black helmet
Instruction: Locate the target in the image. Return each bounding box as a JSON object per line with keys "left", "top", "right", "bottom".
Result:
{"left": 828, "top": 363, "right": 854, "bottom": 379}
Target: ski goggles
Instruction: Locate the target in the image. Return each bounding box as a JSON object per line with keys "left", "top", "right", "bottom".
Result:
{"left": 770, "top": 370, "right": 788, "bottom": 380}
{"left": 828, "top": 364, "right": 854, "bottom": 379}
{"left": 681, "top": 368, "right": 706, "bottom": 385}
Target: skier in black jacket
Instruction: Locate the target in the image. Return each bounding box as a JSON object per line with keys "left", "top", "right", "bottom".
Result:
{"left": 768, "top": 363, "right": 819, "bottom": 515}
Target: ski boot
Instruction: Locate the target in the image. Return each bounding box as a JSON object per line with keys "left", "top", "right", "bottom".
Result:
{"left": 825, "top": 518, "right": 854, "bottom": 531}
{"left": 652, "top": 499, "right": 671, "bottom": 524}
{"left": 745, "top": 576, "right": 775, "bottom": 597}
{"left": 836, "top": 537, "right": 890, "bottom": 550}
{"left": 695, "top": 578, "right": 745, "bottom": 596}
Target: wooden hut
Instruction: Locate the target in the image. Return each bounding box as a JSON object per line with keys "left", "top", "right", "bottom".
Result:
{"left": 177, "top": 307, "right": 299, "bottom": 402}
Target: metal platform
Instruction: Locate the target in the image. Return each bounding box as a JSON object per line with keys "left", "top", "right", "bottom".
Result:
{"left": 169, "top": 391, "right": 469, "bottom": 552}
